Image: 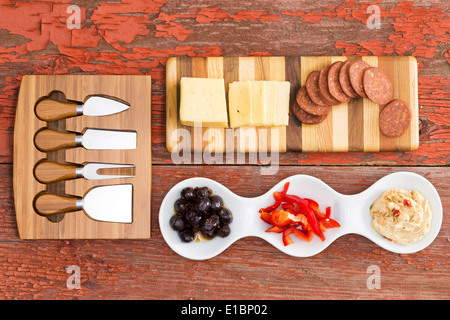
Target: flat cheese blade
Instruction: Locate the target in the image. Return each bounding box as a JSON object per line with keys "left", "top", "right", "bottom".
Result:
{"left": 82, "top": 96, "right": 130, "bottom": 117}
{"left": 83, "top": 184, "right": 133, "bottom": 223}
{"left": 81, "top": 129, "right": 137, "bottom": 150}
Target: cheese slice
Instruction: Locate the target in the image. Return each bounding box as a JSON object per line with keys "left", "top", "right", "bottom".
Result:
{"left": 266, "top": 81, "right": 279, "bottom": 126}
{"left": 274, "top": 81, "right": 290, "bottom": 126}
{"left": 250, "top": 81, "right": 267, "bottom": 126}
{"left": 179, "top": 77, "right": 228, "bottom": 127}
{"left": 229, "top": 81, "right": 253, "bottom": 128}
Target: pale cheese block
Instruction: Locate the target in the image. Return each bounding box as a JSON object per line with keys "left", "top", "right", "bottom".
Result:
{"left": 179, "top": 77, "right": 228, "bottom": 127}
{"left": 228, "top": 81, "right": 253, "bottom": 128}
{"left": 228, "top": 80, "right": 290, "bottom": 128}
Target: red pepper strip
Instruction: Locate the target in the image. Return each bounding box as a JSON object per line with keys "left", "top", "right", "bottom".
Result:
{"left": 325, "top": 207, "right": 331, "bottom": 219}
{"left": 282, "top": 194, "right": 326, "bottom": 242}
{"left": 282, "top": 228, "right": 295, "bottom": 246}
{"left": 265, "top": 225, "right": 288, "bottom": 233}
{"left": 269, "top": 209, "right": 306, "bottom": 227}
{"left": 283, "top": 227, "right": 313, "bottom": 246}
{"left": 259, "top": 182, "right": 290, "bottom": 213}
{"left": 260, "top": 210, "right": 271, "bottom": 224}
{"left": 318, "top": 218, "right": 341, "bottom": 232}
{"left": 293, "top": 228, "right": 313, "bottom": 242}
{"left": 306, "top": 198, "right": 326, "bottom": 219}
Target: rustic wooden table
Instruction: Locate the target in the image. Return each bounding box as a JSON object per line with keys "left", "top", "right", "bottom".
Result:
{"left": 0, "top": 0, "right": 448, "bottom": 301}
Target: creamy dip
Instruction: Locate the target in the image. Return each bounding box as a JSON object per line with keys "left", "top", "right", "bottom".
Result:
{"left": 370, "top": 188, "right": 432, "bottom": 245}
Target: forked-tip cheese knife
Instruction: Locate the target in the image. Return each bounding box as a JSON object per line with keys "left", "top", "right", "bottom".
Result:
{"left": 34, "top": 184, "right": 133, "bottom": 223}
{"left": 35, "top": 96, "right": 130, "bottom": 122}
{"left": 34, "top": 128, "right": 137, "bottom": 152}
{"left": 33, "top": 160, "right": 135, "bottom": 184}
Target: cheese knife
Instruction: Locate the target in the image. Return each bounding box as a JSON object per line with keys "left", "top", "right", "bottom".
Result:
{"left": 34, "top": 128, "right": 137, "bottom": 152}
{"left": 33, "top": 160, "right": 135, "bottom": 184}
{"left": 34, "top": 184, "right": 133, "bottom": 223}
{"left": 35, "top": 96, "right": 130, "bottom": 122}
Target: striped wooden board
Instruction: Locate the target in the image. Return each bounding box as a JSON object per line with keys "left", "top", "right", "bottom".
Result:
{"left": 166, "top": 56, "right": 419, "bottom": 153}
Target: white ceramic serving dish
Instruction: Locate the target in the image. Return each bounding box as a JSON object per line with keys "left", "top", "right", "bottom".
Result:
{"left": 159, "top": 172, "right": 442, "bottom": 260}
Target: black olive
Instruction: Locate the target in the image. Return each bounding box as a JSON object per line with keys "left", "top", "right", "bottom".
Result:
{"left": 196, "top": 187, "right": 211, "bottom": 199}
{"left": 202, "top": 214, "right": 220, "bottom": 232}
{"left": 201, "top": 228, "right": 216, "bottom": 239}
{"left": 218, "top": 207, "right": 233, "bottom": 224}
{"left": 174, "top": 198, "right": 187, "bottom": 214}
{"left": 185, "top": 210, "right": 201, "bottom": 228}
{"left": 178, "top": 229, "right": 194, "bottom": 242}
{"left": 169, "top": 215, "right": 185, "bottom": 231}
{"left": 196, "top": 197, "right": 211, "bottom": 212}
{"left": 210, "top": 196, "right": 223, "bottom": 211}
{"left": 181, "top": 187, "right": 195, "bottom": 201}
{"left": 216, "top": 223, "right": 231, "bottom": 237}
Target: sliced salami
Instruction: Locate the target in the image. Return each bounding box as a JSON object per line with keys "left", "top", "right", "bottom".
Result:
{"left": 327, "top": 61, "right": 351, "bottom": 103}
{"left": 338, "top": 60, "right": 359, "bottom": 98}
{"left": 296, "top": 86, "right": 331, "bottom": 116}
{"left": 305, "top": 70, "right": 328, "bottom": 106}
{"left": 348, "top": 60, "right": 371, "bottom": 98}
{"left": 363, "top": 67, "right": 393, "bottom": 105}
{"left": 291, "top": 100, "right": 327, "bottom": 125}
{"left": 318, "top": 65, "right": 341, "bottom": 106}
{"left": 379, "top": 99, "right": 411, "bottom": 137}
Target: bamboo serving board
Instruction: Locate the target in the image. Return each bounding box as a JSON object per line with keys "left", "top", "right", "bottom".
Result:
{"left": 13, "top": 75, "right": 152, "bottom": 239}
{"left": 166, "top": 56, "right": 419, "bottom": 153}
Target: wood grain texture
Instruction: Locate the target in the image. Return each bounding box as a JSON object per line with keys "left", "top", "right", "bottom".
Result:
{"left": 0, "top": 0, "right": 448, "bottom": 300}
{"left": 1, "top": 164, "right": 449, "bottom": 300}
{"left": 166, "top": 56, "right": 419, "bottom": 154}
{"left": 14, "top": 75, "right": 152, "bottom": 239}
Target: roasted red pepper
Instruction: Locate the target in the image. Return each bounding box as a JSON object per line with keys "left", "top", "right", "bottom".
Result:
{"left": 260, "top": 210, "right": 271, "bottom": 224}
{"left": 269, "top": 209, "right": 306, "bottom": 227}
{"left": 258, "top": 181, "right": 339, "bottom": 246}
{"left": 318, "top": 217, "right": 341, "bottom": 232}
{"left": 283, "top": 227, "right": 313, "bottom": 245}
{"left": 259, "top": 182, "right": 290, "bottom": 213}
{"left": 265, "top": 225, "right": 288, "bottom": 233}
{"left": 282, "top": 194, "right": 326, "bottom": 242}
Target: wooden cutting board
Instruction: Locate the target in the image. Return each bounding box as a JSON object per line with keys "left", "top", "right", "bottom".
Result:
{"left": 13, "top": 75, "right": 152, "bottom": 239}
{"left": 166, "top": 56, "right": 419, "bottom": 153}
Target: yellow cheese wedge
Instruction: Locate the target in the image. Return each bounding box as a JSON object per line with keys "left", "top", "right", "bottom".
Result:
{"left": 228, "top": 80, "right": 290, "bottom": 128}
{"left": 179, "top": 77, "right": 228, "bottom": 127}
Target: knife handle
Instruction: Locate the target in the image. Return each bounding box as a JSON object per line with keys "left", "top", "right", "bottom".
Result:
{"left": 34, "top": 193, "right": 83, "bottom": 216}
{"left": 34, "top": 128, "right": 82, "bottom": 152}
{"left": 35, "top": 99, "right": 81, "bottom": 122}
{"left": 34, "top": 161, "right": 82, "bottom": 184}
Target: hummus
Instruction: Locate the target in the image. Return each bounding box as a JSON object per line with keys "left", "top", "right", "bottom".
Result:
{"left": 370, "top": 188, "right": 432, "bottom": 245}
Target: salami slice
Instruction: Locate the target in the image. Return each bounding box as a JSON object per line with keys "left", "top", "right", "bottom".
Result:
{"left": 348, "top": 60, "right": 371, "bottom": 98}
{"left": 318, "top": 65, "right": 341, "bottom": 106}
{"left": 327, "top": 61, "right": 351, "bottom": 103}
{"left": 291, "top": 100, "right": 327, "bottom": 125}
{"left": 363, "top": 67, "right": 393, "bottom": 105}
{"left": 305, "top": 70, "right": 328, "bottom": 106}
{"left": 379, "top": 99, "right": 411, "bottom": 137}
{"left": 296, "top": 86, "right": 331, "bottom": 116}
{"left": 338, "top": 60, "right": 359, "bottom": 98}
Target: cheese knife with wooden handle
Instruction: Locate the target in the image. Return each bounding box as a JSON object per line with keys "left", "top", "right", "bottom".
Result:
{"left": 33, "top": 128, "right": 137, "bottom": 152}
{"left": 33, "top": 184, "right": 133, "bottom": 223}
{"left": 33, "top": 160, "right": 135, "bottom": 184}
{"left": 35, "top": 96, "right": 130, "bottom": 122}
